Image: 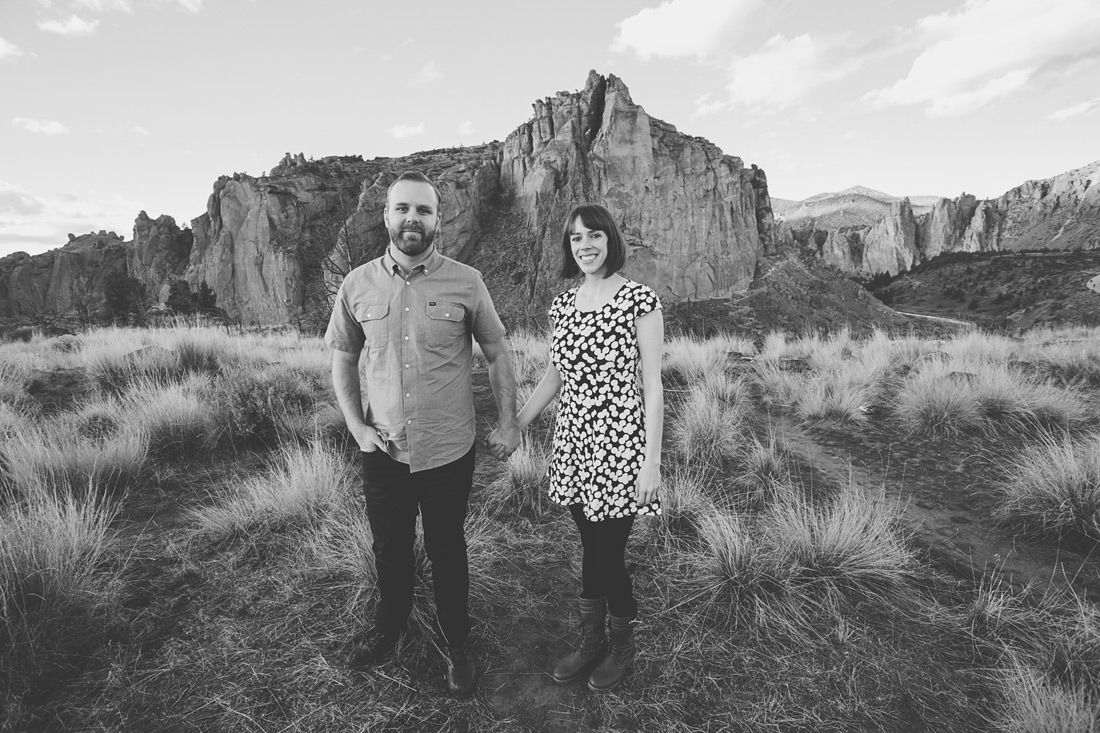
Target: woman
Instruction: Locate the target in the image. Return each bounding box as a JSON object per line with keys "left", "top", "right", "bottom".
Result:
{"left": 515, "top": 202, "right": 664, "bottom": 692}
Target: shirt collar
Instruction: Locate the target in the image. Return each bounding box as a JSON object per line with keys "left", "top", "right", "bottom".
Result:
{"left": 383, "top": 246, "right": 441, "bottom": 278}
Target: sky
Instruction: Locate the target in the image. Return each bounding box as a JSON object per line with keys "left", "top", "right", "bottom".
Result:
{"left": 2, "top": 0, "right": 1099, "bottom": 257}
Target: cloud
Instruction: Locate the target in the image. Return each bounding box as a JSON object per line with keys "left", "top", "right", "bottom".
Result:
{"left": 692, "top": 92, "right": 728, "bottom": 117}
{"left": 38, "top": 14, "right": 99, "bottom": 36}
{"left": 0, "top": 180, "right": 143, "bottom": 257}
{"left": 0, "top": 36, "right": 24, "bottom": 59}
{"left": 129, "top": 125, "right": 151, "bottom": 135}
{"left": 388, "top": 123, "right": 425, "bottom": 140}
{"left": 457, "top": 120, "right": 474, "bottom": 136}
{"left": 611, "top": 0, "right": 762, "bottom": 60}
{"left": 865, "top": 0, "right": 1100, "bottom": 116}
{"left": 410, "top": 62, "right": 442, "bottom": 86}
{"left": 12, "top": 117, "right": 70, "bottom": 135}
{"left": 1048, "top": 97, "right": 1100, "bottom": 121}
{"left": 167, "top": 0, "right": 205, "bottom": 12}
{"left": 0, "top": 181, "right": 45, "bottom": 217}
{"left": 723, "top": 33, "right": 866, "bottom": 110}
{"left": 73, "top": 0, "right": 133, "bottom": 11}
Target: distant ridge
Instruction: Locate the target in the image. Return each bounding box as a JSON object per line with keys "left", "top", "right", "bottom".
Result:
{"left": 774, "top": 186, "right": 944, "bottom": 222}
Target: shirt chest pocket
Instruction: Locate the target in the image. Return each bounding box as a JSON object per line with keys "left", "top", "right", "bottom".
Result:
{"left": 355, "top": 303, "right": 389, "bottom": 349}
{"left": 425, "top": 301, "right": 466, "bottom": 349}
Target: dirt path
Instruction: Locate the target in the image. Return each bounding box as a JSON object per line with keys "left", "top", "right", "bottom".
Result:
{"left": 773, "top": 417, "right": 1100, "bottom": 602}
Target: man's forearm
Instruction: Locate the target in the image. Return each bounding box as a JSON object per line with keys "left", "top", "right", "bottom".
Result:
{"left": 332, "top": 356, "right": 369, "bottom": 430}
{"left": 486, "top": 356, "right": 518, "bottom": 429}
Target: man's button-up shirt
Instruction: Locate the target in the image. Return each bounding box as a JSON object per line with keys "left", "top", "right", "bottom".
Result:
{"left": 325, "top": 248, "right": 506, "bottom": 472}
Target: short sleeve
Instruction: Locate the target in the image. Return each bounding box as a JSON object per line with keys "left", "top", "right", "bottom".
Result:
{"left": 548, "top": 290, "right": 569, "bottom": 330}
{"left": 632, "top": 284, "right": 661, "bottom": 320}
{"left": 324, "top": 281, "right": 365, "bottom": 353}
{"left": 470, "top": 272, "right": 507, "bottom": 344}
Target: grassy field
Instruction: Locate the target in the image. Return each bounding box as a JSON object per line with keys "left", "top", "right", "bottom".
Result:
{"left": 2, "top": 324, "right": 1099, "bottom": 732}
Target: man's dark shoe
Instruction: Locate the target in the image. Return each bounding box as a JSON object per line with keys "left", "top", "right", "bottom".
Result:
{"left": 347, "top": 628, "right": 401, "bottom": 670}
{"left": 444, "top": 645, "right": 477, "bottom": 697}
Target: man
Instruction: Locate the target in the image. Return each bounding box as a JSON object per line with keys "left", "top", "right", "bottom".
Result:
{"left": 326, "top": 170, "right": 520, "bottom": 697}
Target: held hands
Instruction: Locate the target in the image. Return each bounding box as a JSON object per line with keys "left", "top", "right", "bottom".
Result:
{"left": 487, "top": 423, "right": 521, "bottom": 462}
{"left": 634, "top": 458, "right": 661, "bottom": 506}
{"left": 351, "top": 424, "right": 387, "bottom": 453}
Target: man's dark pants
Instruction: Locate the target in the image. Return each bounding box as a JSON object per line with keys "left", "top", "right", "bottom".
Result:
{"left": 361, "top": 445, "right": 475, "bottom": 648}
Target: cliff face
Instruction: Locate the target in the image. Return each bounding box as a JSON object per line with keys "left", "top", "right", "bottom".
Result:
{"left": 130, "top": 212, "right": 192, "bottom": 304}
{"left": 0, "top": 233, "right": 128, "bottom": 319}
{"left": 786, "top": 160, "right": 1100, "bottom": 276}
{"left": 186, "top": 157, "right": 381, "bottom": 325}
{"left": 499, "top": 72, "right": 773, "bottom": 306}
{"left": 0, "top": 72, "right": 776, "bottom": 327}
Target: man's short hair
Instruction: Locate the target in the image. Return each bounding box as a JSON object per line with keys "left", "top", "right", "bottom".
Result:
{"left": 386, "top": 170, "right": 442, "bottom": 210}
{"left": 559, "top": 203, "right": 627, "bottom": 279}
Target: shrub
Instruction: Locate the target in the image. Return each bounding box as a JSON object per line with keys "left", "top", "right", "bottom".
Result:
{"left": 671, "top": 382, "right": 746, "bottom": 466}
{"left": 82, "top": 340, "right": 181, "bottom": 396}
{"left": 216, "top": 366, "right": 319, "bottom": 449}
{"left": 4, "top": 421, "right": 147, "bottom": 498}
{"left": 1, "top": 492, "right": 121, "bottom": 715}
{"left": 191, "top": 441, "right": 351, "bottom": 542}
{"left": 663, "top": 335, "right": 750, "bottom": 383}
{"left": 764, "top": 486, "right": 917, "bottom": 617}
{"left": 995, "top": 432, "right": 1100, "bottom": 539}
{"left": 124, "top": 377, "right": 217, "bottom": 461}
{"left": 732, "top": 431, "right": 792, "bottom": 508}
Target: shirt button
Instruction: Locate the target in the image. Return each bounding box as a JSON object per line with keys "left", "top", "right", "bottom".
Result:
{"left": 404, "top": 364, "right": 409, "bottom": 368}
{"left": 406, "top": 419, "right": 412, "bottom": 424}
{"left": 404, "top": 336, "right": 409, "bottom": 341}
{"left": 405, "top": 281, "right": 410, "bottom": 285}
{"left": 445, "top": 312, "right": 450, "bottom": 317}
{"left": 405, "top": 393, "right": 410, "bottom": 397}
{"left": 404, "top": 307, "right": 410, "bottom": 312}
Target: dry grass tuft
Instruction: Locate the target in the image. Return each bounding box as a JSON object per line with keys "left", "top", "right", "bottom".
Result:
{"left": 663, "top": 334, "right": 750, "bottom": 383}
{"left": 192, "top": 441, "right": 351, "bottom": 541}
{"left": 995, "top": 659, "right": 1100, "bottom": 733}
{"left": 482, "top": 436, "right": 553, "bottom": 519}
{"left": 995, "top": 432, "right": 1100, "bottom": 539}
{"left": 4, "top": 420, "right": 147, "bottom": 498}
{"left": 732, "top": 430, "right": 792, "bottom": 508}
{"left": 671, "top": 381, "right": 747, "bottom": 466}
{"left": 764, "top": 486, "right": 917, "bottom": 615}
{"left": 0, "top": 491, "right": 121, "bottom": 717}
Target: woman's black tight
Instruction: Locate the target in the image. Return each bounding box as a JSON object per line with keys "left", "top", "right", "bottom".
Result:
{"left": 568, "top": 504, "right": 637, "bottom": 618}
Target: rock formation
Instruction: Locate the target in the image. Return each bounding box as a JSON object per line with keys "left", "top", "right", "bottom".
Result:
{"left": 0, "top": 232, "right": 128, "bottom": 319}
{"left": 782, "top": 160, "right": 1100, "bottom": 276}
{"left": 0, "top": 71, "right": 774, "bottom": 327}
{"left": 129, "top": 212, "right": 192, "bottom": 303}
{"left": 499, "top": 71, "right": 773, "bottom": 307}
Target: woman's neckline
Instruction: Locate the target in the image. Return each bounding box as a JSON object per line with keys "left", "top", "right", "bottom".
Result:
{"left": 572, "top": 278, "right": 630, "bottom": 313}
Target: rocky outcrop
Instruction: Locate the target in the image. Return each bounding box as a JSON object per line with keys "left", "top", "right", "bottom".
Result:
{"left": 499, "top": 71, "right": 773, "bottom": 306}
{"left": 0, "top": 72, "right": 775, "bottom": 327}
{"left": 0, "top": 232, "right": 128, "bottom": 319}
{"left": 186, "top": 160, "right": 381, "bottom": 325}
{"left": 129, "top": 212, "right": 192, "bottom": 303}
{"left": 786, "top": 160, "right": 1100, "bottom": 276}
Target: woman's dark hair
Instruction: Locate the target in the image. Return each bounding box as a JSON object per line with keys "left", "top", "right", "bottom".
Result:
{"left": 559, "top": 203, "right": 626, "bottom": 279}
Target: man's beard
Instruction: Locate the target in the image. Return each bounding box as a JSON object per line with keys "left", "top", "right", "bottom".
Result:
{"left": 389, "top": 223, "right": 435, "bottom": 257}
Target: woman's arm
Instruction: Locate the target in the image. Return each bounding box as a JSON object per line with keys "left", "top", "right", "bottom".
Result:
{"left": 516, "top": 361, "right": 563, "bottom": 430}
{"left": 634, "top": 308, "right": 665, "bottom": 505}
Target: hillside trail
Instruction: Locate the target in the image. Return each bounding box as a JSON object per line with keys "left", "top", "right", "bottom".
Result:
{"left": 771, "top": 417, "right": 1100, "bottom": 603}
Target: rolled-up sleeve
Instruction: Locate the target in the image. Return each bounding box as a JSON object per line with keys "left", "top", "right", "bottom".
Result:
{"left": 325, "top": 283, "right": 365, "bottom": 353}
